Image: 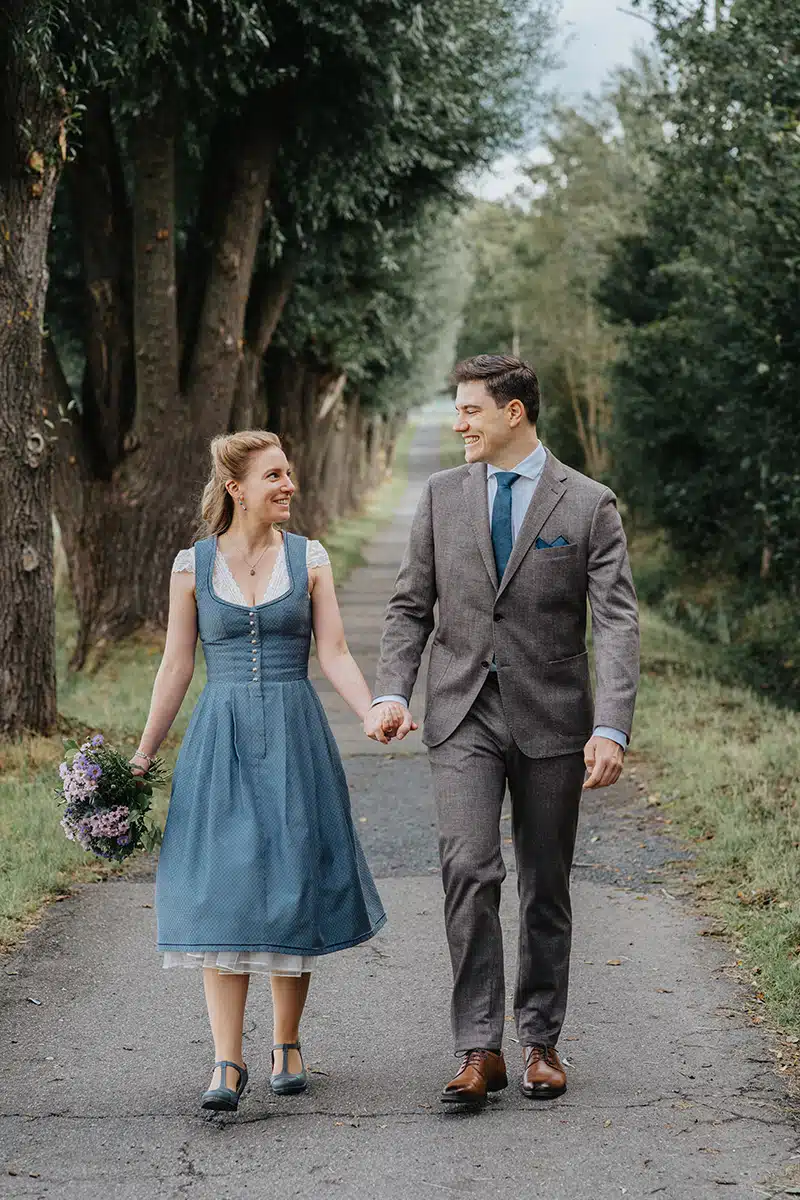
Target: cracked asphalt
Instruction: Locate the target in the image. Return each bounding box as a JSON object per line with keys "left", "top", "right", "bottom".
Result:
{"left": 1, "top": 412, "right": 798, "bottom": 1199}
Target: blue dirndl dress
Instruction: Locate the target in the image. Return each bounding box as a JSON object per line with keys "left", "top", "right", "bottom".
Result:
{"left": 154, "top": 532, "right": 386, "bottom": 962}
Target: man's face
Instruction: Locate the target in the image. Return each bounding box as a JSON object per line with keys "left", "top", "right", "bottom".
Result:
{"left": 453, "top": 380, "right": 515, "bottom": 464}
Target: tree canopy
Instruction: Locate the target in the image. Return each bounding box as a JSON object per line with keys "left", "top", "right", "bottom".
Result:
{"left": 602, "top": 1, "right": 800, "bottom": 589}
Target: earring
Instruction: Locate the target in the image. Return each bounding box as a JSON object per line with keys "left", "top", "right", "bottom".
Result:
{"left": 238, "top": 496, "right": 247, "bottom": 511}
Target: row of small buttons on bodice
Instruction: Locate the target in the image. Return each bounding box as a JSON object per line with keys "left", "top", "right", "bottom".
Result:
{"left": 250, "top": 610, "right": 258, "bottom": 679}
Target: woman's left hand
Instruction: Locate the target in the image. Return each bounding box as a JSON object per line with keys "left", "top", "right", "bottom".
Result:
{"left": 129, "top": 752, "right": 150, "bottom": 778}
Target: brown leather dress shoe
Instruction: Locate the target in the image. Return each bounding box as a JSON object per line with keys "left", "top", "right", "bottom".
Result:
{"left": 441, "top": 1049, "right": 508, "bottom": 1105}
{"left": 520, "top": 1045, "right": 567, "bottom": 1099}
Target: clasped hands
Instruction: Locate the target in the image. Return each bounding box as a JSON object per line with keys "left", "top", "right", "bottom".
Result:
{"left": 363, "top": 701, "right": 417, "bottom": 745}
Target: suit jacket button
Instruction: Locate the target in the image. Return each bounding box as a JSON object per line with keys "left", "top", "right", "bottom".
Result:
{"left": 481, "top": 660, "right": 491, "bottom": 669}
{"left": 494, "top": 612, "right": 504, "bottom": 621}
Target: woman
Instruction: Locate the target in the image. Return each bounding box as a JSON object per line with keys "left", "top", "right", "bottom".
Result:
{"left": 131, "top": 430, "right": 386, "bottom": 1112}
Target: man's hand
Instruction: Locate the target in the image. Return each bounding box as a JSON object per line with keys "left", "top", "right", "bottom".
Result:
{"left": 363, "top": 702, "right": 418, "bottom": 745}
{"left": 583, "top": 735, "right": 624, "bottom": 789}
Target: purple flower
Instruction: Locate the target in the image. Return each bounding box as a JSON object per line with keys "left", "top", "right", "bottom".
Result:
{"left": 63, "top": 773, "right": 97, "bottom": 801}
{"left": 91, "top": 734, "right": 104, "bottom": 747}
{"left": 86, "top": 805, "right": 130, "bottom": 839}
{"left": 86, "top": 764, "right": 102, "bottom": 781}
{"left": 59, "top": 762, "right": 69, "bottom": 779}
{"left": 116, "top": 834, "right": 132, "bottom": 846}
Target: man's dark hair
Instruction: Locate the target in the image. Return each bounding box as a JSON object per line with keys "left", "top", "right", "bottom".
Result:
{"left": 452, "top": 354, "right": 540, "bottom": 426}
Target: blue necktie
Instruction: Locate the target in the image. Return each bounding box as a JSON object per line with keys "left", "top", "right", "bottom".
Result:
{"left": 491, "top": 471, "right": 520, "bottom": 581}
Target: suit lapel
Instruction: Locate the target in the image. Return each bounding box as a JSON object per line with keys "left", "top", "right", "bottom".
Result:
{"left": 496, "top": 451, "right": 568, "bottom": 599}
{"left": 462, "top": 463, "right": 498, "bottom": 589}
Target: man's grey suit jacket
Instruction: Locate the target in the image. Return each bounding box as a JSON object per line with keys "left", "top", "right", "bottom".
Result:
{"left": 374, "top": 450, "right": 640, "bottom": 760}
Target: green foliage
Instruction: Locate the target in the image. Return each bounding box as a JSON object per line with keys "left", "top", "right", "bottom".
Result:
{"left": 276, "top": 204, "right": 471, "bottom": 414}
{"left": 258, "top": 0, "right": 557, "bottom": 415}
{"left": 44, "top": 0, "right": 557, "bottom": 424}
{"left": 630, "top": 603, "right": 800, "bottom": 1037}
{"left": 454, "top": 59, "right": 658, "bottom": 474}
{"left": 630, "top": 531, "right": 800, "bottom": 704}
{"left": 602, "top": 2, "right": 800, "bottom": 591}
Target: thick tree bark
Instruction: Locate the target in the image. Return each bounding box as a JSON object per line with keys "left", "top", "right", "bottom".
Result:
{"left": 365, "top": 412, "right": 392, "bottom": 488}
{"left": 51, "top": 339, "right": 201, "bottom": 669}
{"left": 131, "top": 98, "right": 181, "bottom": 443}
{"left": 51, "top": 97, "right": 284, "bottom": 666}
{"left": 185, "top": 112, "right": 280, "bottom": 439}
{"left": 0, "top": 12, "right": 65, "bottom": 733}
{"left": 231, "top": 255, "right": 297, "bottom": 430}
{"left": 69, "top": 93, "right": 134, "bottom": 475}
{"left": 265, "top": 353, "right": 348, "bottom": 535}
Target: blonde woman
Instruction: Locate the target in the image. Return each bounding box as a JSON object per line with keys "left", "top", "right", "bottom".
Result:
{"left": 131, "top": 430, "right": 386, "bottom": 1111}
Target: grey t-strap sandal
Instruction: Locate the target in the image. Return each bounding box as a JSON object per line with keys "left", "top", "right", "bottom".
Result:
{"left": 201, "top": 1059, "right": 248, "bottom": 1111}
{"left": 270, "top": 1042, "right": 308, "bottom": 1095}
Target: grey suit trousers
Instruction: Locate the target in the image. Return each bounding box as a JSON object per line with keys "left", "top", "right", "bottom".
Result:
{"left": 428, "top": 673, "right": 586, "bottom": 1054}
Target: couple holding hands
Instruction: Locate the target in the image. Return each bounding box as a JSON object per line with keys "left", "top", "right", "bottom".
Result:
{"left": 136, "top": 354, "right": 639, "bottom": 1112}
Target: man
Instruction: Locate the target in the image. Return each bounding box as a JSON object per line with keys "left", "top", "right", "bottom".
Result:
{"left": 364, "top": 355, "right": 639, "bottom": 1105}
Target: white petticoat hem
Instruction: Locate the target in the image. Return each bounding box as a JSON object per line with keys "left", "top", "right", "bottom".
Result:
{"left": 160, "top": 950, "right": 316, "bottom": 976}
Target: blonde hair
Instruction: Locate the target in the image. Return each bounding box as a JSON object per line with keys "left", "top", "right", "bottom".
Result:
{"left": 197, "top": 430, "right": 284, "bottom": 538}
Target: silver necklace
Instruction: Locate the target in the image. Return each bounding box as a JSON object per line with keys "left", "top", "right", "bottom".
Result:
{"left": 236, "top": 538, "right": 275, "bottom": 576}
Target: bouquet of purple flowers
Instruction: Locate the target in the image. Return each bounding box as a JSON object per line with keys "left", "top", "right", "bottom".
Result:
{"left": 57, "top": 734, "right": 168, "bottom": 862}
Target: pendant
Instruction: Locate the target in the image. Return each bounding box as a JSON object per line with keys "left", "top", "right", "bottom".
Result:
{"left": 250, "top": 569, "right": 255, "bottom": 576}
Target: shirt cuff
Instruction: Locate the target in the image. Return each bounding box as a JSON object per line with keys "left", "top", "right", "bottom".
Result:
{"left": 593, "top": 726, "right": 628, "bottom": 750}
{"left": 372, "top": 695, "right": 408, "bottom": 708}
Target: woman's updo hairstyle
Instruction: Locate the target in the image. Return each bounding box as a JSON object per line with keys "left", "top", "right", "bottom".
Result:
{"left": 197, "top": 430, "right": 283, "bottom": 539}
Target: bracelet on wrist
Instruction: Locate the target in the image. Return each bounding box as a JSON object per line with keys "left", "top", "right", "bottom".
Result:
{"left": 133, "top": 748, "right": 155, "bottom": 766}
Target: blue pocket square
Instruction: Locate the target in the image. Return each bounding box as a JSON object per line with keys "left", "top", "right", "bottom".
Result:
{"left": 535, "top": 535, "right": 570, "bottom": 549}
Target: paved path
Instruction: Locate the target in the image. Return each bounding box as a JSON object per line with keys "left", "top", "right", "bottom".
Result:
{"left": 1, "top": 413, "right": 799, "bottom": 1199}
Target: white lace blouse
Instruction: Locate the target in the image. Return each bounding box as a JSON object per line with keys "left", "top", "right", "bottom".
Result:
{"left": 171, "top": 538, "right": 330, "bottom": 605}
{"left": 161, "top": 535, "right": 330, "bottom": 977}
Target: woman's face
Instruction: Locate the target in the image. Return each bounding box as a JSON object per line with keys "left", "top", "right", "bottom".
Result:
{"left": 233, "top": 446, "right": 296, "bottom": 524}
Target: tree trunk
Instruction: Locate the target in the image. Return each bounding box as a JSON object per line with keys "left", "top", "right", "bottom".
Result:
{"left": 0, "top": 10, "right": 65, "bottom": 733}
{"left": 69, "top": 92, "right": 135, "bottom": 475}
{"left": 51, "top": 97, "right": 283, "bottom": 666}
{"left": 265, "top": 353, "right": 347, "bottom": 535}
{"left": 383, "top": 411, "right": 404, "bottom": 474}
{"left": 564, "top": 355, "right": 593, "bottom": 474}
{"left": 364, "top": 413, "right": 389, "bottom": 489}
{"left": 131, "top": 98, "right": 180, "bottom": 443}
{"left": 231, "top": 255, "right": 296, "bottom": 431}
{"left": 184, "top": 112, "right": 280, "bottom": 437}
{"left": 48, "top": 343, "right": 200, "bottom": 670}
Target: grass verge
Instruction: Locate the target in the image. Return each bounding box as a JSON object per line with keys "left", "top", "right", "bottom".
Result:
{"left": 626, "top": 609, "right": 800, "bottom": 1038}
{"left": 0, "top": 424, "right": 413, "bottom": 953}
{"left": 440, "top": 423, "right": 800, "bottom": 1037}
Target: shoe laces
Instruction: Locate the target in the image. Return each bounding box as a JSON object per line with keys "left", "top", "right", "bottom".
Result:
{"left": 459, "top": 1048, "right": 495, "bottom": 1073}
{"left": 525, "top": 1045, "right": 559, "bottom": 1070}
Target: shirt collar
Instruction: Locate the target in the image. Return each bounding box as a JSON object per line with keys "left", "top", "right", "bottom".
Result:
{"left": 487, "top": 441, "right": 547, "bottom": 482}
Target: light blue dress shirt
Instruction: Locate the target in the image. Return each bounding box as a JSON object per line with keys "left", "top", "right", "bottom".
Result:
{"left": 374, "top": 441, "right": 628, "bottom": 750}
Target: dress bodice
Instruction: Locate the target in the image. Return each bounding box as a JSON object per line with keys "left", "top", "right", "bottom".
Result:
{"left": 172, "top": 537, "right": 329, "bottom": 606}
{"left": 193, "top": 534, "right": 313, "bottom": 686}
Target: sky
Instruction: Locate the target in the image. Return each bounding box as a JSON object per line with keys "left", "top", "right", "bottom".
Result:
{"left": 473, "top": 0, "right": 653, "bottom": 200}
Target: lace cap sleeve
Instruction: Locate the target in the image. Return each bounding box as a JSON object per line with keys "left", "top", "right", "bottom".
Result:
{"left": 172, "top": 548, "right": 196, "bottom": 574}
{"left": 306, "top": 540, "right": 331, "bottom": 569}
